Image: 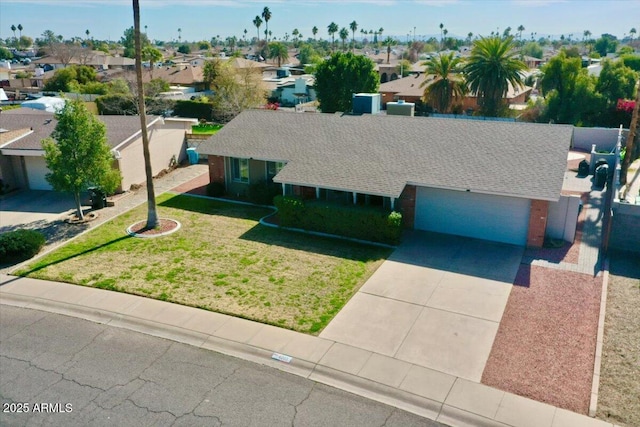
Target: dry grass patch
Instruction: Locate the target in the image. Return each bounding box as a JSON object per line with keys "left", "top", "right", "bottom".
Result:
{"left": 597, "top": 251, "right": 640, "bottom": 427}
{"left": 16, "top": 194, "right": 390, "bottom": 334}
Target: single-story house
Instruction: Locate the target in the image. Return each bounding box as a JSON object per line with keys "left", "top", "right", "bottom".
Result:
{"left": 198, "top": 109, "right": 574, "bottom": 248}
{"left": 0, "top": 109, "right": 196, "bottom": 192}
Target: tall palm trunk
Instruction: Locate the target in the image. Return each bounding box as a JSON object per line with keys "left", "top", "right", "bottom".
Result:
{"left": 621, "top": 84, "right": 640, "bottom": 185}
{"left": 133, "top": 0, "right": 158, "bottom": 228}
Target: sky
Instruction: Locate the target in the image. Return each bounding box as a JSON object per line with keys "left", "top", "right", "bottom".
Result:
{"left": 1, "top": 0, "right": 638, "bottom": 45}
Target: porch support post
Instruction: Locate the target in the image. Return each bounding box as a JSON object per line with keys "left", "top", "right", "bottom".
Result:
{"left": 316, "top": 187, "right": 320, "bottom": 199}
{"left": 352, "top": 192, "right": 357, "bottom": 205}
{"left": 390, "top": 197, "right": 395, "bottom": 210}
{"left": 282, "top": 183, "right": 285, "bottom": 196}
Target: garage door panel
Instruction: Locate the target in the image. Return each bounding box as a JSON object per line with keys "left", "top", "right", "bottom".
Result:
{"left": 24, "top": 156, "right": 52, "bottom": 191}
{"left": 415, "top": 187, "right": 530, "bottom": 245}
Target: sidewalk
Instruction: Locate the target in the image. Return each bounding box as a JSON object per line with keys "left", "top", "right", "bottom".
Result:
{"left": 0, "top": 274, "right": 614, "bottom": 427}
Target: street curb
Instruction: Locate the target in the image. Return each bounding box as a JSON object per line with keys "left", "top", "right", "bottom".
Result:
{"left": 0, "top": 291, "right": 501, "bottom": 427}
{"left": 588, "top": 256, "right": 610, "bottom": 417}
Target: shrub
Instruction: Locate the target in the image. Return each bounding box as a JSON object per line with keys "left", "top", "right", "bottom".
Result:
{"left": 0, "top": 229, "right": 46, "bottom": 263}
{"left": 206, "top": 181, "right": 226, "bottom": 197}
{"left": 273, "top": 195, "right": 402, "bottom": 244}
{"left": 174, "top": 100, "right": 214, "bottom": 121}
{"left": 247, "top": 180, "right": 281, "bottom": 205}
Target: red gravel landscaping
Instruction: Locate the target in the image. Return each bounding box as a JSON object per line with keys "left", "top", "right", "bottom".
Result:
{"left": 482, "top": 264, "right": 602, "bottom": 414}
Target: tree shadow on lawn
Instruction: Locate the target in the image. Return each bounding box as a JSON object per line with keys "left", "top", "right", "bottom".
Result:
{"left": 7, "top": 234, "right": 132, "bottom": 280}
{"left": 159, "top": 194, "right": 273, "bottom": 221}
{"left": 239, "top": 223, "right": 391, "bottom": 263}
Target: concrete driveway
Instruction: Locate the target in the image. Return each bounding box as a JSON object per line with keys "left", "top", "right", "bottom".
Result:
{"left": 320, "top": 231, "right": 523, "bottom": 383}
{"left": 0, "top": 190, "right": 79, "bottom": 232}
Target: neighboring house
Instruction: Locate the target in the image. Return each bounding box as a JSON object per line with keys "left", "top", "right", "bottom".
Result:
{"left": 198, "top": 109, "right": 574, "bottom": 248}
{"left": 521, "top": 55, "right": 544, "bottom": 69}
{"left": 264, "top": 75, "right": 316, "bottom": 106}
{"left": 32, "top": 52, "right": 135, "bottom": 70}
{"left": 142, "top": 64, "right": 205, "bottom": 90}
{"left": 0, "top": 109, "right": 195, "bottom": 192}
{"left": 379, "top": 76, "right": 532, "bottom": 112}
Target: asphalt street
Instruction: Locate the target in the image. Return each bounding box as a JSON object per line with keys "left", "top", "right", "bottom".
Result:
{"left": 0, "top": 305, "right": 446, "bottom": 427}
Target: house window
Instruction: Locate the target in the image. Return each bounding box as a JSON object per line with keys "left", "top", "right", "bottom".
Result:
{"left": 231, "top": 158, "right": 249, "bottom": 183}
{"left": 266, "top": 161, "right": 284, "bottom": 183}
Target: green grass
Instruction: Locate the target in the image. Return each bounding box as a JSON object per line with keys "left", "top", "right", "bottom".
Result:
{"left": 16, "top": 194, "right": 389, "bottom": 334}
{"left": 191, "top": 124, "right": 223, "bottom": 135}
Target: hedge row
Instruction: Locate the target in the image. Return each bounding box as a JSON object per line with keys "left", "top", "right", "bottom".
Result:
{"left": 273, "top": 195, "right": 402, "bottom": 245}
{"left": 0, "top": 229, "right": 46, "bottom": 264}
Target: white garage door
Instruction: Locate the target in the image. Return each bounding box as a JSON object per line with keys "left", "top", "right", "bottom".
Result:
{"left": 24, "top": 156, "right": 52, "bottom": 190}
{"left": 415, "top": 187, "right": 531, "bottom": 245}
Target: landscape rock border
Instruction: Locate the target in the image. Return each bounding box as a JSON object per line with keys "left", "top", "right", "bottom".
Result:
{"left": 126, "top": 218, "right": 181, "bottom": 238}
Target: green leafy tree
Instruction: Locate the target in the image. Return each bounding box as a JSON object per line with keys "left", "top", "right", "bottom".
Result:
{"left": 199, "top": 40, "right": 211, "bottom": 50}
{"left": 620, "top": 54, "right": 640, "bottom": 72}
{"left": 0, "top": 46, "right": 13, "bottom": 60}
{"left": 594, "top": 34, "right": 618, "bottom": 57}
{"left": 328, "top": 22, "right": 339, "bottom": 51}
{"left": 314, "top": 52, "right": 379, "bottom": 113}
{"left": 268, "top": 42, "right": 289, "bottom": 67}
{"left": 595, "top": 59, "right": 639, "bottom": 107}
{"left": 203, "top": 58, "right": 222, "bottom": 90}
{"left": 463, "top": 35, "right": 527, "bottom": 116}
{"left": 540, "top": 51, "right": 605, "bottom": 126}
{"left": 43, "top": 67, "right": 78, "bottom": 92}
{"left": 297, "top": 44, "right": 321, "bottom": 65}
{"left": 520, "top": 41, "right": 543, "bottom": 59}
{"left": 177, "top": 44, "right": 191, "bottom": 54}
{"left": 396, "top": 59, "right": 412, "bottom": 78}
{"left": 42, "top": 100, "right": 121, "bottom": 220}
{"left": 421, "top": 53, "right": 467, "bottom": 113}
{"left": 121, "top": 26, "right": 150, "bottom": 58}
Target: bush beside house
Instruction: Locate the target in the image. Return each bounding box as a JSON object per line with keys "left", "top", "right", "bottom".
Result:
{"left": 274, "top": 195, "right": 402, "bottom": 245}
{"left": 0, "top": 230, "right": 46, "bottom": 264}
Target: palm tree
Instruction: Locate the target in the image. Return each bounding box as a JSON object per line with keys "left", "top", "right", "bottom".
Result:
{"left": 292, "top": 28, "right": 299, "bottom": 45}
{"left": 253, "top": 16, "right": 262, "bottom": 43}
{"left": 17, "top": 24, "right": 23, "bottom": 38}
{"left": 463, "top": 35, "right": 527, "bottom": 117}
{"left": 421, "top": 52, "right": 466, "bottom": 113}
{"left": 262, "top": 7, "right": 272, "bottom": 42}
{"left": 517, "top": 25, "right": 525, "bottom": 42}
{"left": 467, "top": 32, "right": 473, "bottom": 46}
{"left": 269, "top": 42, "right": 288, "bottom": 67}
{"left": 349, "top": 20, "right": 358, "bottom": 52}
{"left": 178, "top": 27, "right": 182, "bottom": 42}
{"left": 383, "top": 37, "right": 394, "bottom": 64}
{"left": 10, "top": 25, "right": 16, "bottom": 40}
{"left": 630, "top": 27, "right": 637, "bottom": 42}
{"left": 142, "top": 45, "right": 162, "bottom": 78}
{"left": 133, "top": 0, "right": 158, "bottom": 229}
{"left": 328, "top": 22, "right": 338, "bottom": 51}
{"left": 312, "top": 26, "right": 318, "bottom": 40}
{"left": 85, "top": 29, "right": 90, "bottom": 40}
{"left": 439, "top": 22, "right": 444, "bottom": 49}
{"left": 339, "top": 27, "right": 349, "bottom": 51}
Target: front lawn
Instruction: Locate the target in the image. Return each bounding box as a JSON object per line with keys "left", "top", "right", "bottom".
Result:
{"left": 16, "top": 194, "right": 389, "bottom": 334}
{"left": 191, "top": 123, "right": 223, "bottom": 135}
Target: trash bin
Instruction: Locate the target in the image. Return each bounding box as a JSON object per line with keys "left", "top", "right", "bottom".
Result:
{"left": 88, "top": 187, "right": 107, "bottom": 210}
{"left": 595, "top": 164, "right": 609, "bottom": 188}
{"left": 186, "top": 147, "right": 199, "bottom": 165}
{"left": 578, "top": 160, "right": 589, "bottom": 176}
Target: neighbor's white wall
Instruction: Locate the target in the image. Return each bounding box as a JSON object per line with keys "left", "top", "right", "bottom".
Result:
{"left": 118, "top": 121, "right": 188, "bottom": 190}
{"left": 546, "top": 194, "right": 581, "bottom": 242}
{"left": 572, "top": 127, "right": 627, "bottom": 152}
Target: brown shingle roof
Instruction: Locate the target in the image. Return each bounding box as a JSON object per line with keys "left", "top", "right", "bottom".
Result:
{"left": 198, "top": 109, "right": 573, "bottom": 201}
{"left": 0, "top": 110, "right": 158, "bottom": 151}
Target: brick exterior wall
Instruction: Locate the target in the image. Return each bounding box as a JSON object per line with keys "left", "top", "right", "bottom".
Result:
{"left": 208, "top": 155, "right": 225, "bottom": 183}
{"left": 292, "top": 185, "right": 316, "bottom": 199}
{"left": 527, "top": 199, "right": 549, "bottom": 248}
{"left": 399, "top": 185, "right": 416, "bottom": 229}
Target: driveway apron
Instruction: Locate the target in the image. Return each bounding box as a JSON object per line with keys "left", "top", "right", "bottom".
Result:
{"left": 320, "top": 231, "right": 523, "bottom": 382}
